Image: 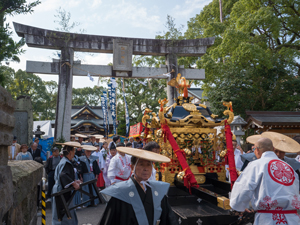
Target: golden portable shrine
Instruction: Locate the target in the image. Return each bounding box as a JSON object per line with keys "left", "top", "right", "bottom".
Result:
{"left": 139, "top": 74, "right": 254, "bottom": 225}
{"left": 141, "top": 82, "right": 234, "bottom": 185}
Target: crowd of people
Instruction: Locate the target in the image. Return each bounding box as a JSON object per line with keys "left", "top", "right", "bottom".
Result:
{"left": 48, "top": 135, "right": 178, "bottom": 225}
{"left": 46, "top": 135, "right": 155, "bottom": 207}
{"left": 7, "top": 132, "right": 300, "bottom": 225}
{"left": 8, "top": 136, "right": 43, "bottom": 161}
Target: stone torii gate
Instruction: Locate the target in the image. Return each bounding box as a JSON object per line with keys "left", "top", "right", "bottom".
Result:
{"left": 13, "top": 22, "right": 215, "bottom": 141}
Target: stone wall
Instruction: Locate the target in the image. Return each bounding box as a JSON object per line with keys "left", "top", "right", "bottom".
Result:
{"left": 0, "top": 85, "right": 15, "bottom": 222}
{"left": 0, "top": 86, "right": 43, "bottom": 225}
{"left": 6, "top": 161, "right": 43, "bottom": 225}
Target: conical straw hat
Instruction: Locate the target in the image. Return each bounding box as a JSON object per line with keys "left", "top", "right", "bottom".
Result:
{"left": 94, "top": 135, "right": 104, "bottom": 139}
{"left": 116, "top": 147, "right": 170, "bottom": 163}
{"left": 246, "top": 135, "right": 262, "bottom": 144}
{"left": 82, "top": 145, "right": 98, "bottom": 151}
{"left": 56, "top": 142, "right": 82, "bottom": 148}
{"left": 261, "top": 132, "right": 300, "bottom": 153}
{"left": 75, "top": 133, "right": 87, "bottom": 138}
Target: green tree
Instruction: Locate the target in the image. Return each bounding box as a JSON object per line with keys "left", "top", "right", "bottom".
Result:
{"left": 185, "top": 0, "right": 300, "bottom": 117}
{"left": 5, "top": 68, "right": 58, "bottom": 120}
{"left": 72, "top": 86, "right": 105, "bottom": 106}
{"left": 0, "top": 0, "right": 40, "bottom": 85}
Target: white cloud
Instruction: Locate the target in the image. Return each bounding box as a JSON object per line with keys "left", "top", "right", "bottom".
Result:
{"left": 103, "top": 2, "right": 161, "bottom": 32}
{"left": 35, "top": 0, "right": 82, "bottom": 12}
{"left": 91, "top": 0, "right": 102, "bottom": 8}
{"left": 172, "top": 0, "right": 211, "bottom": 19}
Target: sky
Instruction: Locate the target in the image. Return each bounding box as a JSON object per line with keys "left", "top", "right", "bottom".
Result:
{"left": 6, "top": 0, "right": 212, "bottom": 88}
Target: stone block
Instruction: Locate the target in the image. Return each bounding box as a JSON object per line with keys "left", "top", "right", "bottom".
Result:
{"left": 13, "top": 96, "right": 33, "bottom": 145}
{"left": 8, "top": 160, "right": 43, "bottom": 207}
{"left": 2, "top": 160, "right": 43, "bottom": 225}
{"left": 0, "top": 166, "right": 13, "bottom": 220}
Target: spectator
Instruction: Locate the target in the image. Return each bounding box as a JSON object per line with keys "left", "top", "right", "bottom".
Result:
{"left": 27, "top": 142, "right": 41, "bottom": 160}
{"left": 8, "top": 136, "right": 21, "bottom": 160}
{"left": 44, "top": 147, "right": 62, "bottom": 201}
{"left": 136, "top": 137, "right": 143, "bottom": 147}
{"left": 129, "top": 137, "right": 138, "bottom": 148}
{"left": 108, "top": 136, "right": 120, "bottom": 149}
{"left": 34, "top": 137, "right": 43, "bottom": 151}
{"left": 125, "top": 142, "right": 132, "bottom": 148}
{"left": 16, "top": 144, "right": 33, "bottom": 160}
{"left": 124, "top": 138, "right": 128, "bottom": 145}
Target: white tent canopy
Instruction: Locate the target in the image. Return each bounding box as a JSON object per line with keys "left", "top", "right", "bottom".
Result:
{"left": 33, "top": 120, "right": 53, "bottom": 138}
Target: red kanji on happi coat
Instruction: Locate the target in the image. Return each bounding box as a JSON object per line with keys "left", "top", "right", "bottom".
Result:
{"left": 268, "top": 160, "right": 295, "bottom": 186}
{"left": 259, "top": 196, "right": 287, "bottom": 224}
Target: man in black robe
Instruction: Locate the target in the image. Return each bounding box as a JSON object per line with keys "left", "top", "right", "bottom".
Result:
{"left": 99, "top": 147, "right": 179, "bottom": 225}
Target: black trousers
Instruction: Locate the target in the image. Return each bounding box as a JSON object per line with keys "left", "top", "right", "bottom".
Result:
{"left": 47, "top": 171, "right": 55, "bottom": 199}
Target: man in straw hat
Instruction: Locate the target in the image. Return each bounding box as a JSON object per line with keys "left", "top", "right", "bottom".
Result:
{"left": 52, "top": 142, "right": 82, "bottom": 225}
{"left": 242, "top": 132, "right": 300, "bottom": 174}
{"left": 94, "top": 134, "right": 104, "bottom": 149}
{"left": 79, "top": 145, "right": 100, "bottom": 207}
{"left": 99, "top": 147, "right": 179, "bottom": 225}
{"left": 230, "top": 137, "right": 300, "bottom": 225}
{"left": 75, "top": 133, "right": 87, "bottom": 145}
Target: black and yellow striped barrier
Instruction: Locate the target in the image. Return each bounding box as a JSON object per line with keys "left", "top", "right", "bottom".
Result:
{"left": 41, "top": 189, "right": 46, "bottom": 225}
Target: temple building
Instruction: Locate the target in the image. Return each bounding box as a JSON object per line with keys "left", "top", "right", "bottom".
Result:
{"left": 34, "top": 104, "right": 113, "bottom": 137}
{"left": 245, "top": 111, "right": 300, "bottom": 138}
{"left": 69, "top": 104, "right": 113, "bottom": 135}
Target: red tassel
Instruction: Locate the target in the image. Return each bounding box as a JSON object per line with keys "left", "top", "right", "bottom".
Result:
{"left": 161, "top": 123, "right": 198, "bottom": 189}
{"left": 224, "top": 120, "right": 238, "bottom": 188}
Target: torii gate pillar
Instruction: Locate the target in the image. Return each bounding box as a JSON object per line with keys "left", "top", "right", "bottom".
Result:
{"left": 54, "top": 48, "right": 74, "bottom": 141}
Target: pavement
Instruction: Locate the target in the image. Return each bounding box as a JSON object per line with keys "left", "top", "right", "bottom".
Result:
{"left": 37, "top": 203, "right": 106, "bottom": 225}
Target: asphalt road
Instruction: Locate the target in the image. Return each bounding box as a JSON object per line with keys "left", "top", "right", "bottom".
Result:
{"left": 37, "top": 203, "right": 106, "bottom": 225}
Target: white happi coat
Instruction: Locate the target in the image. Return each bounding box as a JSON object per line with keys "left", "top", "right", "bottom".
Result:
{"left": 230, "top": 151, "right": 300, "bottom": 225}
{"left": 107, "top": 153, "right": 131, "bottom": 183}
{"left": 92, "top": 151, "right": 104, "bottom": 170}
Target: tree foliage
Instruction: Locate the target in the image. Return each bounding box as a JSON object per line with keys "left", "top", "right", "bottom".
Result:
{"left": 0, "top": 0, "right": 40, "bottom": 85}
{"left": 72, "top": 86, "right": 105, "bottom": 106}
{"left": 5, "top": 68, "right": 57, "bottom": 120}
{"left": 185, "top": 0, "right": 300, "bottom": 117}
